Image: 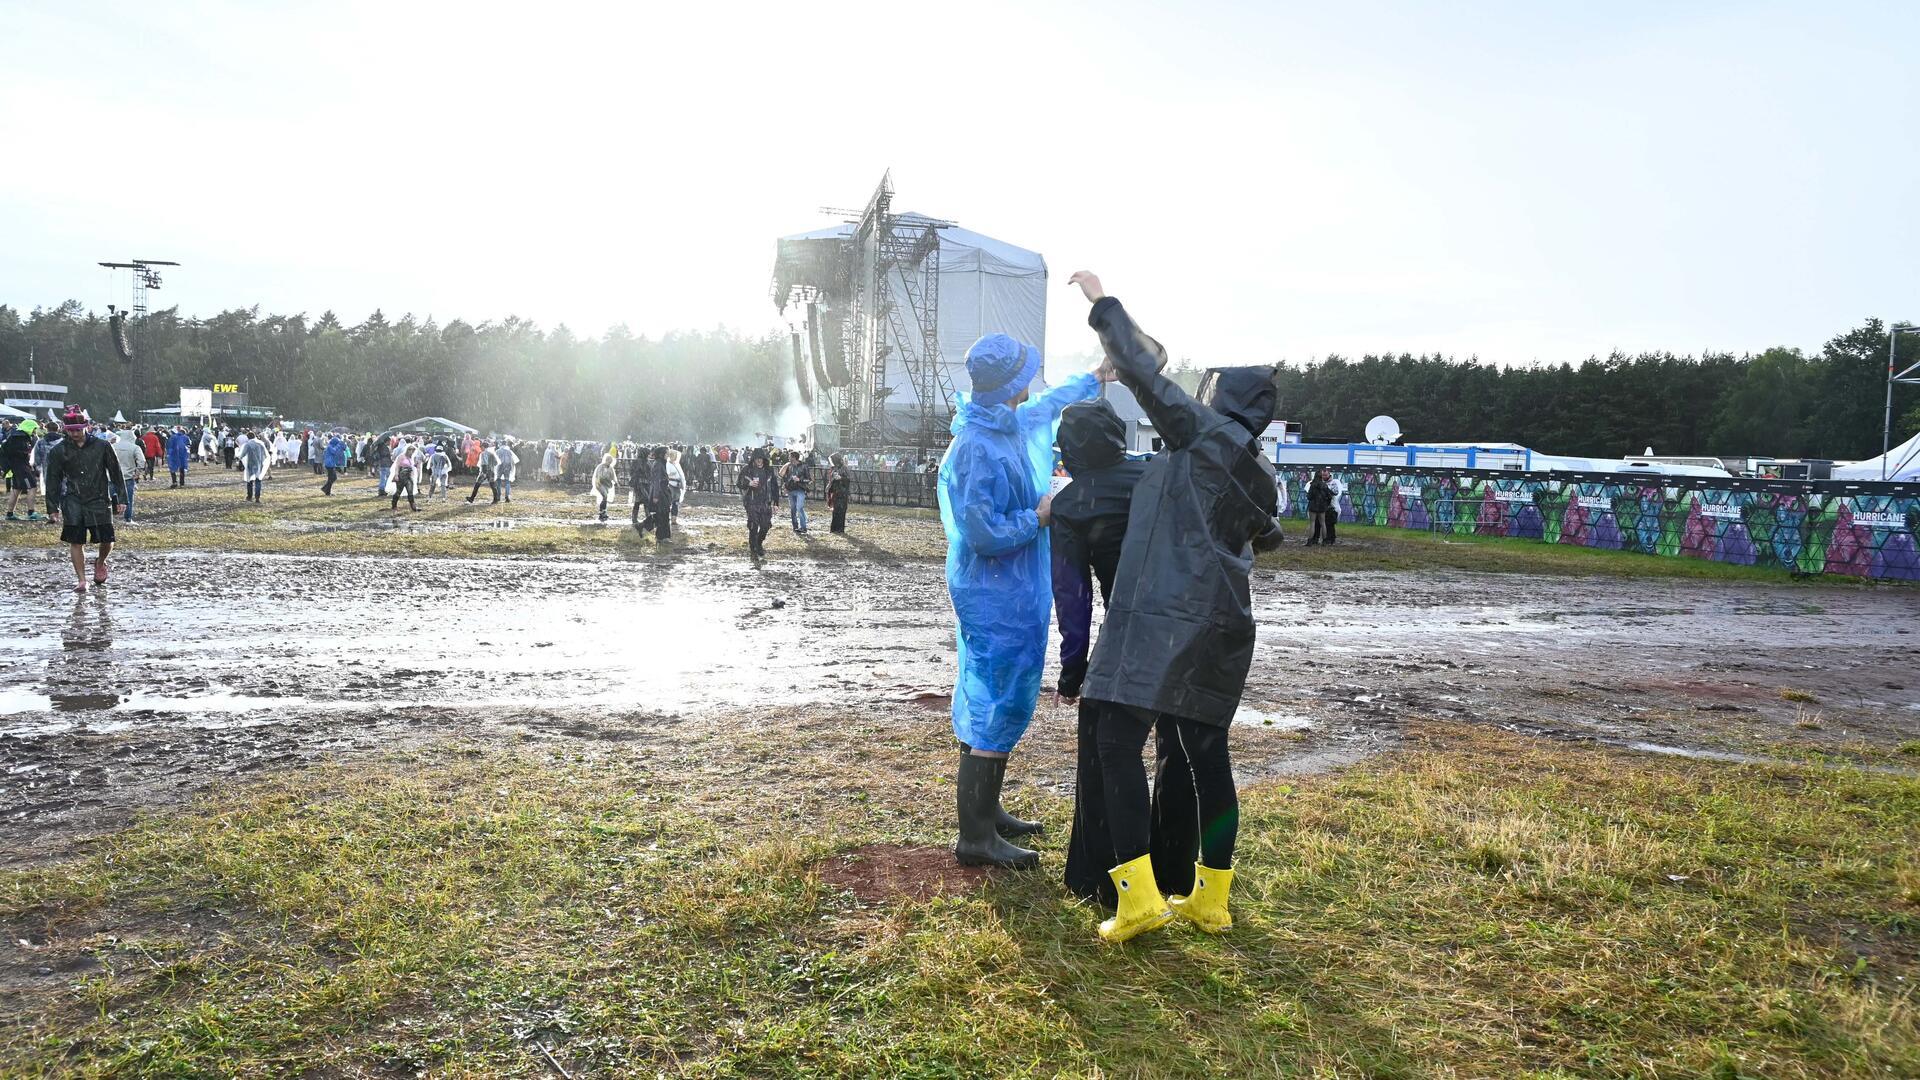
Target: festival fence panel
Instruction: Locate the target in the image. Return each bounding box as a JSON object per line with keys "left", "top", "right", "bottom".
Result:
{"left": 1278, "top": 467, "right": 1920, "bottom": 580}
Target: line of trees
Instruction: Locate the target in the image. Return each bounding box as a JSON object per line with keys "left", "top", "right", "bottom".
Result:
{"left": 2, "top": 301, "right": 1913, "bottom": 459}
{"left": 1258, "top": 319, "right": 1917, "bottom": 460}
{"left": 0, "top": 302, "right": 796, "bottom": 441}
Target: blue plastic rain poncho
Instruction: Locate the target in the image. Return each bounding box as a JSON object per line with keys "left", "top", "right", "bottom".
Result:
{"left": 940, "top": 359, "right": 1100, "bottom": 754}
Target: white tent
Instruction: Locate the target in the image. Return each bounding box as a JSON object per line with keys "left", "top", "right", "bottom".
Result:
{"left": 1834, "top": 431, "right": 1920, "bottom": 482}
{"left": 779, "top": 214, "right": 1047, "bottom": 415}
{"left": 0, "top": 403, "right": 30, "bottom": 421}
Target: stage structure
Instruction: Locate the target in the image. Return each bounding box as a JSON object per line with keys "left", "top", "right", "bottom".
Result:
{"left": 97, "top": 258, "right": 181, "bottom": 364}
{"left": 771, "top": 172, "right": 1047, "bottom": 451}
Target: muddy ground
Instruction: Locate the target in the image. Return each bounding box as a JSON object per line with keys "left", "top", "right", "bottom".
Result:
{"left": 4, "top": 514, "right": 1916, "bottom": 864}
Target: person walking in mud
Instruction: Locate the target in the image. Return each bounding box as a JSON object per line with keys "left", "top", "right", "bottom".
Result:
{"left": 139, "top": 425, "right": 161, "bottom": 481}
{"left": 781, "top": 450, "right": 811, "bottom": 535}
{"left": 236, "top": 430, "right": 270, "bottom": 503}
{"left": 494, "top": 438, "right": 520, "bottom": 503}
{"left": 428, "top": 442, "right": 453, "bottom": 501}
{"left": 110, "top": 428, "right": 143, "bottom": 524}
{"left": 1306, "top": 468, "right": 1337, "bottom": 545}
{"left": 826, "top": 452, "right": 851, "bottom": 534}
{"left": 738, "top": 446, "right": 777, "bottom": 565}
{"left": 3, "top": 418, "right": 41, "bottom": 522}
{"left": 466, "top": 440, "right": 500, "bottom": 504}
{"left": 1064, "top": 270, "right": 1283, "bottom": 942}
{"left": 634, "top": 445, "right": 672, "bottom": 541}
{"left": 389, "top": 440, "right": 421, "bottom": 512}
{"left": 940, "top": 331, "right": 1107, "bottom": 871}
{"left": 45, "top": 409, "right": 124, "bottom": 593}
{"left": 592, "top": 452, "right": 617, "bottom": 523}
{"left": 321, "top": 432, "right": 347, "bottom": 495}
{"left": 165, "top": 426, "right": 191, "bottom": 488}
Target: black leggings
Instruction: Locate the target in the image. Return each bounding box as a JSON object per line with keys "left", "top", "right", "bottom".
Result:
{"left": 1065, "top": 702, "right": 1239, "bottom": 901}
{"left": 1150, "top": 712, "right": 1238, "bottom": 894}
{"left": 391, "top": 470, "right": 416, "bottom": 510}
{"left": 1310, "top": 510, "right": 1337, "bottom": 543}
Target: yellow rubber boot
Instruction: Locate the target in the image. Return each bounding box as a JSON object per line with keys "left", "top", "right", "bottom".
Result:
{"left": 1167, "top": 862, "right": 1234, "bottom": 932}
{"left": 1098, "top": 855, "right": 1174, "bottom": 943}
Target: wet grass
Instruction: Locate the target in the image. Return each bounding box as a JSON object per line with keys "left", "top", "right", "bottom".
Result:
{"left": 0, "top": 474, "right": 947, "bottom": 562}
{"left": 2, "top": 723, "right": 1915, "bottom": 1077}
{"left": 1267, "top": 524, "right": 1881, "bottom": 585}
{"left": 1, "top": 475, "right": 1900, "bottom": 585}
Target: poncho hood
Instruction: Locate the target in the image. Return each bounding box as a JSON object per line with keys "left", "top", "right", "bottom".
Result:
{"left": 1058, "top": 399, "right": 1127, "bottom": 476}
{"left": 1198, "top": 365, "right": 1280, "bottom": 437}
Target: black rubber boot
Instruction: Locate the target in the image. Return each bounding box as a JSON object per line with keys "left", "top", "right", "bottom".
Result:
{"left": 955, "top": 741, "right": 1046, "bottom": 838}
{"left": 995, "top": 805, "right": 1045, "bottom": 839}
{"left": 954, "top": 754, "right": 1039, "bottom": 869}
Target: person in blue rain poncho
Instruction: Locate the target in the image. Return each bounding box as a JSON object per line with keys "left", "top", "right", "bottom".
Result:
{"left": 940, "top": 332, "right": 1111, "bottom": 869}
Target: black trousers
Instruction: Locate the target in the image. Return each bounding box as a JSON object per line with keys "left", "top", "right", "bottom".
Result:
{"left": 143, "top": 457, "right": 156, "bottom": 480}
{"left": 1149, "top": 713, "right": 1239, "bottom": 896}
{"left": 1310, "top": 510, "right": 1337, "bottom": 543}
{"left": 322, "top": 466, "right": 338, "bottom": 494}
{"left": 468, "top": 476, "right": 497, "bottom": 503}
{"left": 391, "top": 470, "right": 416, "bottom": 510}
{"left": 830, "top": 500, "right": 847, "bottom": 533}
{"left": 1064, "top": 699, "right": 1147, "bottom": 906}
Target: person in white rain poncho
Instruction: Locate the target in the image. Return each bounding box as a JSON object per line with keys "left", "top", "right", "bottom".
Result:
{"left": 494, "top": 438, "right": 520, "bottom": 503}
{"left": 429, "top": 443, "right": 452, "bottom": 499}
{"left": 591, "top": 453, "right": 617, "bottom": 522}
{"left": 237, "top": 431, "right": 270, "bottom": 503}
{"left": 665, "top": 448, "right": 686, "bottom": 521}
{"left": 389, "top": 440, "right": 421, "bottom": 512}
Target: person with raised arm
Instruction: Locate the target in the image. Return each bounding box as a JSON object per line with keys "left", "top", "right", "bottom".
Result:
{"left": 940, "top": 332, "right": 1111, "bottom": 869}
{"left": 1066, "top": 270, "right": 1284, "bottom": 942}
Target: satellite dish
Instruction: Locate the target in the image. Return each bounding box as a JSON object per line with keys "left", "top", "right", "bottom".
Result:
{"left": 1364, "top": 415, "right": 1402, "bottom": 445}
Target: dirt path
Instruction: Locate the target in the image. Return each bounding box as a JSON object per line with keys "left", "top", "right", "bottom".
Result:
{"left": 2, "top": 545, "right": 1915, "bottom": 859}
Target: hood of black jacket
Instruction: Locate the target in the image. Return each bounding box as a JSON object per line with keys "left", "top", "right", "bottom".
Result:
{"left": 1059, "top": 399, "right": 1127, "bottom": 476}
{"left": 1199, "top": 365, "right": 1279, "bottom": 437}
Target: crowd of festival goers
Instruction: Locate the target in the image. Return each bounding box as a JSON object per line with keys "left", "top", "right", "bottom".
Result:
{"left": 5, "top": 413, "right": 942, "bottom": 575}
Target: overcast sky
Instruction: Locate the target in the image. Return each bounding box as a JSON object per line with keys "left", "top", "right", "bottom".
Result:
{"left": 3, "top": 0, "right": 1915, "bottom": 378}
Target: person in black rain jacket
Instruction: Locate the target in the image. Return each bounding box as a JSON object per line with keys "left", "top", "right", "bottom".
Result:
{"left": 1068, "top": 270, "right": 1283, "bottom": 942}
{"left": 1049, "top": 398, "right": 1151, "bottom": 909}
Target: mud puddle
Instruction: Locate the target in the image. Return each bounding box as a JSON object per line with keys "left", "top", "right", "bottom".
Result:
{"left": 2, "top": 546, "right": 1916, "bottom": 857}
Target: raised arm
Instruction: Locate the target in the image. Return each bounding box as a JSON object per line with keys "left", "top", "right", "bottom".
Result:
{"left": 1070, "top": 272, "right": 1212, "bottom": 452}
{"left": 1016, "top": 370, "right": 1101, "bottom": 429}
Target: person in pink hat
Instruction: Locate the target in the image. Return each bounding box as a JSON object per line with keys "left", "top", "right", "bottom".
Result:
{"left": 44, "top": 408, "right": 124, "bottom": 593}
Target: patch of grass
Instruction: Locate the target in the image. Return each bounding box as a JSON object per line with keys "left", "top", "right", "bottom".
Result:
{"left": 1781, "top": 688, "right": 1819, "bottom": 704}
{"left": 0, "top": 476, "right": 946, "bottom": 562}
{"left": 1900, "top": 741, "right": 1920, "bottom": 757}
{"left": 1269, "top": 524, "right": 1883, "bottom": 585}
{"left": 2, "top": 724, "right": 1915, "bottom": 1077}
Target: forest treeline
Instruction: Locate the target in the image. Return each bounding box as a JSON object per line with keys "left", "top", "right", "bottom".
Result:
{"left": 1, "top": 301, "right": 1914, "bottom": 458}
{"left": 1228, "top": 318, "right": 1916, "bottom": 460}
{"left": 0, "top": 302, "right": 796, "bottom": 441}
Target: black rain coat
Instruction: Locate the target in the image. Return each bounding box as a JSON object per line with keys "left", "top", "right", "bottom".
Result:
{"left": 45, "top": 434, "right": 125, "bottom": 525}
{"left": 1079, "top": 296, "right": 1280, "bottom": 727}
{"left": 1049, "top": 398, "right": 1148, "bottom": 699}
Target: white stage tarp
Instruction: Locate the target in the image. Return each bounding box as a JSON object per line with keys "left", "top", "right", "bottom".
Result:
{"left": 780, "top": 214, "right": 1046, "bottom": 414}
{"left": 1834, "top": 431, "right": 1920, "bottom": 482}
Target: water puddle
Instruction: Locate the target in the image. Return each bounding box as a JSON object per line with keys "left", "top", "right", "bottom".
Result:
{"left": 1235, "top": 708, "right": 1312, "bottom": 730}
